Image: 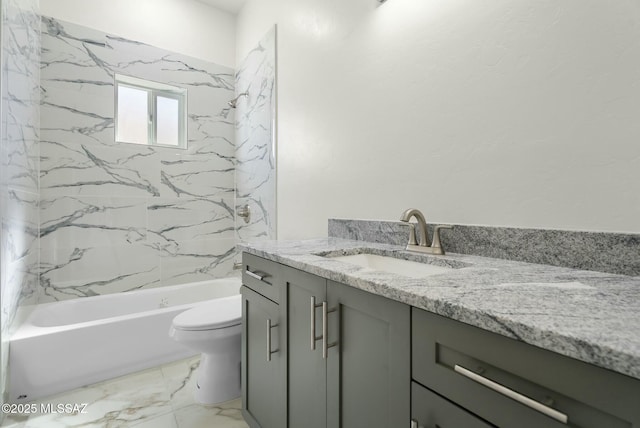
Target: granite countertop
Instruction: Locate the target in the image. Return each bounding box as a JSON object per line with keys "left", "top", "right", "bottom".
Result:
{"left": 239, "top": 238, "right": 640, "bottom": 381}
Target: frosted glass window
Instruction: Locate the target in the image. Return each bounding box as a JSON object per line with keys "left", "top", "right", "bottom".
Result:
{"left": 156, "top": 96, "right": 180, "bottom": 146}
{"left": 114, "top": 74, "right": 187, "bottom": 149}
{"left": 116, "top": 86, "right": 149, "bottom": 144}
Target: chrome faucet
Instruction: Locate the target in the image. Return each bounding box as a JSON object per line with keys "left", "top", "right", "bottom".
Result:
{"left": 399, "top": 208, "right": 453, "bottom": 255}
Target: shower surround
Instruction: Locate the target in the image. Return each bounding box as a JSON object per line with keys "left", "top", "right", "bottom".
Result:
{"left": 1, "top": 14, "right": 277, "bottom": 407}
{"left": 1, "top": 0, "right": 41, "bottom": 409}
{"left": 234, "top": 27, "right": 277, "bottom": 242}
{"left": 39, "top": 17, "right": 237, "bottom": 302}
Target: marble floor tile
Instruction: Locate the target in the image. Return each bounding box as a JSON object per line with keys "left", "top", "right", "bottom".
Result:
{"left": 160, "top": 356, "right": 201, "bottom": 412}
{"left": 174, "top": 402, "right": 246, "bottom": 428}
{"left": 1, "top": 357, "right": 248, "bottom": 428}
{"left": 130, "top": 413, "right": 178, "bottom": 428}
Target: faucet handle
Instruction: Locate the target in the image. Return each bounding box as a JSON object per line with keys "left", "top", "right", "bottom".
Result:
{"left": 406, "top": 223, "right": 418, "bottom": 246}
{"left": 431, "top": 225, "right": 453, "bottom": 253}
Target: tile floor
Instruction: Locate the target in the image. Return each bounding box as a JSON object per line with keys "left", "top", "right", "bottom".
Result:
{"left": 1, "top": 357, "right": 249, "bottom": 428}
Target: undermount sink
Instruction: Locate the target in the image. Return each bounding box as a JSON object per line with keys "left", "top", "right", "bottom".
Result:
{"left": 328, "top": 253, "right": 454, "bottom": 278}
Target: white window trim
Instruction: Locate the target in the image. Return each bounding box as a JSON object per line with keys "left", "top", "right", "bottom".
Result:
{"left": 114, "top": 73, "right": 188, "bottom": 149}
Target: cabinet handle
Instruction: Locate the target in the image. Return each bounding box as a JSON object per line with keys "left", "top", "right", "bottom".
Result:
{"left": 454, "top": 365, "right": 568, "bottom": 424}
{"left": 266, "top": 319, "right": 279, "bottom": 362}
{"left": 322, "top": 301, "right": 337, "bottom": 359}
{"left": 246, "top": 270, "right": 266, "bottom": 281}
{"left": 310, "top": 296, "right": 323, "bottom": 350}
{"left": 410, "top": 420, "right": 418, "bottom": 428}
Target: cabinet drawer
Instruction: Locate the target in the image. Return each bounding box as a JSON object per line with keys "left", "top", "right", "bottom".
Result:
{"left": 242, "top": 253, "right": 281, "bottom": 303}
{"left": 412, "top": 308, "right": 640, "bottom": 428}
{"left": 411, "top": 381, "right": 494, "bottom": 428}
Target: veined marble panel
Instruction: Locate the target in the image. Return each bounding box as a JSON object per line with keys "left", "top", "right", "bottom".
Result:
{"left": 160, "top": 238, "right": 237, "bottom": 286}
{"left": 148, "top": 197, "right": 234, "bottom": 244}
{"left": 39, "top": 244, "right": 160, "bottom": 302}
{"left": 1, "top": 1, "right": 40, "bottom": 195}
{"left": 39, "top": 84, "right": 114, "bottom": 147}
{"left": 159, "top": 152, "right": 235, "bottom": 199}
{"left": 39, "top": 17, "right": 237, "bottom": 301}
{"left": 39, "top": 196, "right": 147, "bottom": 250}
{"left": 40, "top": 140, "right": 160, "bottom": 198}
{"left": 1, "top": 190, "right": 39, "bottom": 308}
{"left": 235, "top": 27, "right": 277, "bottom": 243}
{"left": 1, "top": 0, "right": 40, "bottom": 413}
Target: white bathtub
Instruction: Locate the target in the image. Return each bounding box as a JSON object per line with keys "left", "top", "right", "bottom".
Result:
{"left": 9, "top": 277, "right": 241, "bottom": 402}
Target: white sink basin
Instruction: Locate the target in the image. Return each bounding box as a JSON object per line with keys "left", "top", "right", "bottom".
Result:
{"left": 330, "top": 254, "right": 453, "bottom": 278}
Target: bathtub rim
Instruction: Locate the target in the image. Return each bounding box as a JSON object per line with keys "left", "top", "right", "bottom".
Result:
{"left": 11, "top": 277, "right": 241, "bottom": 340}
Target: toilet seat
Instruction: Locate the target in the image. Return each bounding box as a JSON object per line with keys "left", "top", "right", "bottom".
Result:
{"left": 172, "top": 295, "right": 241, "bottom": 331}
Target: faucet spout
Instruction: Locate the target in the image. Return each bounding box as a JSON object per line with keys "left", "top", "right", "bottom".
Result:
{"left": 400, "top": 208, "right": 429, "bottom": 247}
{"left": 399, "top": 208, "right": 453, "bottom": 255}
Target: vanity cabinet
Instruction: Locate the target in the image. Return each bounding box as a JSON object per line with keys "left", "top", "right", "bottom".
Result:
{"left": 411, "top": 381, "right": 495, "bottom": 428}
{"left": 241, "top": 254, "right": 286, "bottom": 428}
{"left": 242, "top": 251, "right": 640, "bottom": 428}
{"left": 283, "top": 265, "right": 411, "bottom": 428}
{"left": 412, "top": 308, "right": 640, "bottom": 428}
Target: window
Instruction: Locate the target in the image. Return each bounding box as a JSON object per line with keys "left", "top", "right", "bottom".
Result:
{"left": 115, "top": 74, "right": 187, "bottom": 148}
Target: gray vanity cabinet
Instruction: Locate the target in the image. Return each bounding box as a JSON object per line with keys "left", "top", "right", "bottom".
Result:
{"left": 412, "top": 308, "right": 640, "bottom": 428}
{"left": 241, "top": 254, "right": 286, "bottom": 428}
{"left": 283, "top": 265, "right": 411, "bottom": 428}
{"left": 325, "top": 280, "right": 411, "bottom": 428}
{"left": 411, "top": 381, "right": 495, "bottom": 428}
{"left": 285, "top": 267, "right": 327, "bottom": 428}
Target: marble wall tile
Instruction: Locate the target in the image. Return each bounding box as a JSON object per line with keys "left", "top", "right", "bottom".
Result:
{"left": 39, "top": 196, "right": 148, "bottom": 249}
{"left": 160, "top": 238, "right": 237, "bottom": 286}
{"left": 1, "top": 192, "right": 40, "bottom": 313}
{"left": 39, "top": 244, "right": 161, "bottom": 302}
{"left": 1, "top": 0, "right": 40, "bottom": 412}
{"left": 159, "top": 152, "right": 234, "bottom": 199}
{"left": 40, "top": 141, "right": 160, "bottom": 198}
{"left": 1, "top": 2, "right": 40, "bottom": 195}
{"left": 148, "top": 197, "right": 234, "bottom": 243}
{"left": 39, "top": 17, "right": 237, "bottom": 301}
{"left": 235, "top": 27, "right": 277, "bottom": 244}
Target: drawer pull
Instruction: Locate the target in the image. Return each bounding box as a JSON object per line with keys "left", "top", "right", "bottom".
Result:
{"left": 310, "top": 296, "right": 323, "bottom": 350}
{"left": 266, "top": 319, "right": 279, "bottom": 362}
{"left": 322, "top": 301, "right": 337, "bottom": 359}
{"left": 454, "top": 365, "right": 568, "bottom": 424}
{"left": 246, "top": 270, "right": 267, "bottom": 281}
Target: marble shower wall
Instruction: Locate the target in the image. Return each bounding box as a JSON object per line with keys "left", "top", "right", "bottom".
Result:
{"left": 234, "top": 27, "right": 276, "bottom": 242}
{"left": 39, "top": 17, "right": 237, "bottom": 302}
{"left": 1, "top": 0, "right": 40, "bottom": 408}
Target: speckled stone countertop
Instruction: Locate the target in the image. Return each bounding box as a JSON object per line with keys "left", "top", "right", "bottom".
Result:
{"left": 239, "top": 238, "right": 640, "bottom": 381}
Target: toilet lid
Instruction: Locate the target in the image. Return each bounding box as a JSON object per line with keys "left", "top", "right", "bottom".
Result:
{"left": 173, "top": 295, "right": 241, "bottom": 331}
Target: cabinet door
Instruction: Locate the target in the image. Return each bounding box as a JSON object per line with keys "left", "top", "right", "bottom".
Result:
{"left": 284, "top": 266, "right": 327, "bottom": 428}
{"left": 241, "top": 286, "right": 286, "bottom": 428}
{"left": 411, "top": 382, "right": 495, "bottom": 428}
{"left": 327, "top": 281, "right": 411, "bottom": 428}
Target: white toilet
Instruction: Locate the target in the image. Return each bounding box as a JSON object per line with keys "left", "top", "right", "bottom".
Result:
{"left": 169, "top": 294, "right": 242, "bottom": 405}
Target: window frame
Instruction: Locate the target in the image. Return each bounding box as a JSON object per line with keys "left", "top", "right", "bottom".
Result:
{"left": 114, "top": 74, "right": 188, "bottom": 149}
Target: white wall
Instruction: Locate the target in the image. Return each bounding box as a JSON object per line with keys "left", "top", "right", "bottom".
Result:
{"left": 41, "top": 0, "right": 236, "bottom": 67}
{"left": 237, "top": 0, "right": 640, "bottom": 239}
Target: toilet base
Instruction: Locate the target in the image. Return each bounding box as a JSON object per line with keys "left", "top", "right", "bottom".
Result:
{"left": 194, "top": 352, "right": 241, "bottom": 405}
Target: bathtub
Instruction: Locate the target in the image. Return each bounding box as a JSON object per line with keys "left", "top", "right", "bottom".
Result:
{"left": 9, "top": 277, "right": 240, "bottom": 402}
